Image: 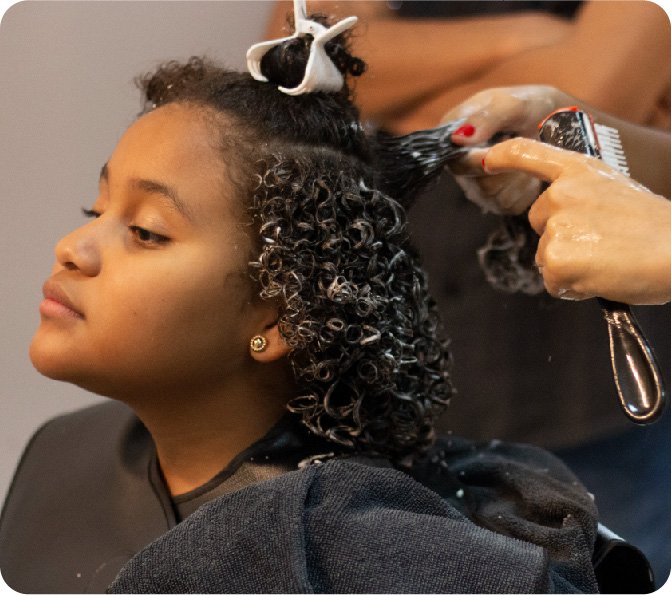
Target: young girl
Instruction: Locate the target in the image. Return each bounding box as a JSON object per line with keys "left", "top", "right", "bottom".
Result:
{"left": 0, "top": 11, "right": 651, "bottom": 594}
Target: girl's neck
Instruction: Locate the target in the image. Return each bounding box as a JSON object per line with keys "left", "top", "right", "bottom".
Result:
{"left": 125, "top": 366, "right": 295, "bottom": 496}
{"left": 153, "top": 402, "right": 287, "bottom": 496}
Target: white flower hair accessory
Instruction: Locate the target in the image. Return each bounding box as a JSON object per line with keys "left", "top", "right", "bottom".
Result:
{"left": 246, "top": 0, "right": 357, "bottom": 96}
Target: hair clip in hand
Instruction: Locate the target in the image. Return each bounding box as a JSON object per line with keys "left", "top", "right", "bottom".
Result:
{"left": 246, "top": 0, "right": 357, "bottom": 95}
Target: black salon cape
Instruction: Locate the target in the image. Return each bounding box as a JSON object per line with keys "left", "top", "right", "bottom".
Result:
{"left": 109, "top": 458, "right": 591, "bottom": 594}
{"left": 0, "top": 402, "right": 653, "bottom": 593}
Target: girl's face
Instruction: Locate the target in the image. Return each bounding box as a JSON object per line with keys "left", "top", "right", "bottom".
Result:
{"left": 30, "top": 104, "right": 271, "bottom": 399}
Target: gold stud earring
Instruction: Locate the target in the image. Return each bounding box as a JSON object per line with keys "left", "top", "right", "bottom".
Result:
{"left": 250, "top": 335, "right": 268, "bottom": 353}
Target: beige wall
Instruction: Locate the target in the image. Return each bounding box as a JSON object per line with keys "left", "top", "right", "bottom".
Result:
{"left": 0, "top": 1, "right": 274, "bottom": 500}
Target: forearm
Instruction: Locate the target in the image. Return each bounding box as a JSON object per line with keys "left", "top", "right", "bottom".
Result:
{"left": 348, "top": 13, "right": 572, "bottom": 123}
{"left": 266, "top": 1, "right": 572, "bottom": 124}
{"left": 545, "top": 0, "right": 671, "bottom": 123}
{"left": 454, "top": 35, "right": 671, "bottom": 125}
{"left": 392, "top": 1, "right": 671, "bottom": 132}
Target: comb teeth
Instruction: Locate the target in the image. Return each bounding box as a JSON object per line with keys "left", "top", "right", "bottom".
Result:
{"left": 594, "top": 123, "right": 630, "bottom": 176}
{"left": 373, "top": 119, "right": 468, "bottom": 207}
{"left": 376, "top": 119, "right": 467, "bottom": 169}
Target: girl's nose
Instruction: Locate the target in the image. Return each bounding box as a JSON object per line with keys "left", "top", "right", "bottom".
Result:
{"left": 54, "top": 219, "right": 103, "bottom": 277}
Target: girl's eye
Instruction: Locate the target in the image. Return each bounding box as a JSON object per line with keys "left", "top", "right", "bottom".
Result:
{"left": 82, "top": 208, "right": 169, "bottom": 246}
{"left": 129, "top": 226, "right": 170, "bottom": 246}
{"left": 82, "top": 207, "right": 101, "bottom": 219}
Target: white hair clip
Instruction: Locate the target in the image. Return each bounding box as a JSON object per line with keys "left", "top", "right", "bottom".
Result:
{"left": 246, "top": 0, "right": 357, "bottom": 96}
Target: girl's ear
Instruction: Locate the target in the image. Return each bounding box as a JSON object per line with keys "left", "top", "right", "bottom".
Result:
{"left": 248, "top": 321, "right": 291, "bottom": 363}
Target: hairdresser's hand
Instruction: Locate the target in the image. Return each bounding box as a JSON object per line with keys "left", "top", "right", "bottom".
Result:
{"left": 483, "top": 137, "right": 671, "bottom": 305}
{"left": 445, "top": 85, "right": 566, "bottom": 146}
{"left": 442, "top": 85, "right": 571, "bottom": 214}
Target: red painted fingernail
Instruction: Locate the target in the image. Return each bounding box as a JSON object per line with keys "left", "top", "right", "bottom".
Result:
{"left": 481, "top": 157, "right": 487, "bottom": 169}
{"left": 454, "top": 124, "right": 476, "bottom": 137}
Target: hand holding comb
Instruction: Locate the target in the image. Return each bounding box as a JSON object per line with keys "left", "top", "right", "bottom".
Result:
{"left": 538, "top": 108, "right": 665, "bottom": 424}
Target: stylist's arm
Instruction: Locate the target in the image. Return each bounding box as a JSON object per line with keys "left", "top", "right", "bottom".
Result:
{"left": 483, "top": 137, "right": 671, "bottom": 305}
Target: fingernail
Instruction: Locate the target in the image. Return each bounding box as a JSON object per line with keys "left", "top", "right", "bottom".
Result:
{"left": 481, "top": 156, "right": 488, "bottom": 172}
{"left": 454, "top": 124, "right": 476, "bottom": 137}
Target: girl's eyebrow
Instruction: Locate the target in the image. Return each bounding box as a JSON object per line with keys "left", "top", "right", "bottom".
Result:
{"left": 99, "top": 162, "right": 195, "bottom": 223}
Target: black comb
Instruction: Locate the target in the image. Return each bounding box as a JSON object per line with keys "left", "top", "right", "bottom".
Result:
{"left": 374, "top": 120, "right": 468, "bottom": 207}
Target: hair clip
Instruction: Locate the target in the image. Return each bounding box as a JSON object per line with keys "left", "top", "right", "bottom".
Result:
{"left": 246, "top": 0, "right": 357, "bottom": 96}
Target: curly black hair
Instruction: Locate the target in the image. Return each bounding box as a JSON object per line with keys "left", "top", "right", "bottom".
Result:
{"left": 135, "top": 22, "right": 453, "bottom": 460}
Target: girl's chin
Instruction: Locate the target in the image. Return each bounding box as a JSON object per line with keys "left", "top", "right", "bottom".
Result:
{"left": 29, "top": 355, "right": 117, "bottom": 399}
{"left": 29, "top": 339, "right": 153, "bottom": 400}
{"left": 29, "top": 337, "right": 92, "bottom": 386}
{"left": 29, "top": 339, "right": 64, "bottom": 378}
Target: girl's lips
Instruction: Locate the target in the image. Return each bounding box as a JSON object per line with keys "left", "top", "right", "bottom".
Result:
{"left": 41, "top": 280, "right": 85, "bottom": 319}
{"left": 39, "top": 297, "right": 84, "bottom": 320}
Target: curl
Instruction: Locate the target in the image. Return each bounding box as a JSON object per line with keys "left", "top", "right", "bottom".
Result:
{"left": 250, "top": 150, "right": 454, "bottom": 459}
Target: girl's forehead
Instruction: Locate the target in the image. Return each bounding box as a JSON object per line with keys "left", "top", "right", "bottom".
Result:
{"left": 118, "top": 104, "right": 221, "bottom": 168}
{"left": 108, "top": 104, "right": 238, "bottom": 222}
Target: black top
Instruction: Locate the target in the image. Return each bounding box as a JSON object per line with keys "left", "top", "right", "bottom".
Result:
{"left": 393, "top": 1, "right": 581, "bottom": 19}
